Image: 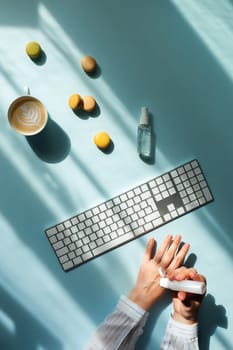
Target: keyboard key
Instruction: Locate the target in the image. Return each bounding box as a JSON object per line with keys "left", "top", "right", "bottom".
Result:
{"left": 49, "top": 236, "right": 57, "bottom": 244}
{"left": 82, "top": 252, "right": 93, "bottom": 261}
{"left": 92, "top": 232, "right": 134, "bottom": 256}
{"left": 134, "top": 227, "right": 144, "bottom": 236}
{"left": 203, "top": 187, "right": 213, "bottom": 201}
{"left": 56, "top": 246, "right": 69, "bottom": 257}
{"left": 185, "top": 200, "right": 199, "bottom": 211}
{"left": 73, "top": 256, "right": 82, "bottom": 266}
{"left": 46, "top": 227, "right": 57, "bottom": 237}
{"left": 63, "top": 261, "right": 74, "bottom": 271}
{"left": 53, "top": 241, "right": 64, "bottom": 250}
{"left": 64, "top": 220, "right": 72, "bottom": 228}
{"left": 59, "top": 255, "right": 68, "bottom": 263}
{"left": 144, "top": 212, "right": 161, "bottom": 223}
{"left": 153, "top": 218, "right": 163, "bottom": 227}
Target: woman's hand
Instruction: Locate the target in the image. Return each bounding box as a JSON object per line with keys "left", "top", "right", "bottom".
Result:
{"left": 128, "top": 235, "right": 190, "bottom": 311}
{"left": 167, "top": 267, "right": 206, "bottom": 324}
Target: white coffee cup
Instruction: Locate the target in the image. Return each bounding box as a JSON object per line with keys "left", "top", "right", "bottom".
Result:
{"left": 8, "top": 94, "right": 48, "bottom": 136}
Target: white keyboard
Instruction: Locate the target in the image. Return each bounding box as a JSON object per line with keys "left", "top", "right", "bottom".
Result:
{"left": 45, "top": 159, "right": 213, "bottom": 271}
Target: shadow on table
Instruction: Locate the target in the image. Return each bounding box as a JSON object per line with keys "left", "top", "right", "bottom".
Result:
{"left": 0, "top": 285, "right": 62, "bottom": 350}
{"left": 26, "top": 115, "right": 71, "bottom": 163}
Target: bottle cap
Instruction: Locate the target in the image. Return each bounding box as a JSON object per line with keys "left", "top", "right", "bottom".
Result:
{"left": 140, "top": 107, "right": 149, "bottom": 125}
{"left": 160, "top": 277, "right": 169, "bottom": 289}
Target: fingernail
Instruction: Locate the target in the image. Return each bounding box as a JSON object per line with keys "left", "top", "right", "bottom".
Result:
{"left": 174, "top": 234, "right": 181, "bottom": 241}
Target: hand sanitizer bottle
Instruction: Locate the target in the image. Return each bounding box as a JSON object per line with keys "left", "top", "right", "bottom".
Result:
{"left": 137, "top": 107, "right": 152, "bottom": 159}
{"left": 160, "top": 278, "right": 206, "bottom": 295}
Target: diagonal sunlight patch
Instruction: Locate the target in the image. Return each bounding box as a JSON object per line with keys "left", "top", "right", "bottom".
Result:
{"left": 171, "top": 0, "right": 233, "bottom": 80}
{"left": 0, "top": 309, "right": 16, "bottom": 335}
{"left": 38, "top": 3, "right": 136, "bottom": 140}
{"left": 0, "top": 213, "right": 93, "bottom": 350}
{"left": 0, "top": 133, "right": 67, "bottom": 219}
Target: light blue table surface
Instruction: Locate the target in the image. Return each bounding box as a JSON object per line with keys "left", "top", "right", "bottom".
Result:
{"left": 0, "top": 1, "right": 232, "bottom": 349}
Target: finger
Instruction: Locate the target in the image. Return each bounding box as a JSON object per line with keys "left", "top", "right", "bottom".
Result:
{"left": 190, "top": 272, "right": 206, "bottom": 284}
{"left": 168, "top": 266, "right": 196, "bottom": 280}
{"left": 143, "top": 237, "right": 156, "bottom": 261}
{"left": 167, "top": 266, "right": 187, "bottom": 280}
{"left": 168, "top": 267, "right": 204, "bottom": 282}
{"left": 159, "top": 235, "right": 182, "bottom": 266}
{"left": 167, "top": 243, "right": 190, "bottom": 271}
{"left": 177, "top": 290, "right": 187, "bottom": 301}
{"left": 154, "top": 235, "right": 173, "bottom": 263}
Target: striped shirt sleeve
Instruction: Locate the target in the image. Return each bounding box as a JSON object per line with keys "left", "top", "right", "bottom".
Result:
{"left": 83, "top": 295, "right": 149, "bottom": 350}
{"left": 160, "top": 316, "right": 199, "bottom": 350}
{"left": 84, "top": 296, "right": 199, "bottom": 350}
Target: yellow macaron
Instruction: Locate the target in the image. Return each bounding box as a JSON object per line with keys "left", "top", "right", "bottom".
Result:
{"left": 25, "top": 41, "right": 42, "bottom": 59}
{"left": 94, "top": 131, "right": 111, "bottom": 149}
{"left": 68, "top": 94, "right": 83, "bottom": 110}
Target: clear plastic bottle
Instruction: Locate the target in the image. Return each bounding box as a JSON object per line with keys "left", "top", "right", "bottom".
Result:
{"left": 137, "top": 107, "right": 152, "bottom": 159}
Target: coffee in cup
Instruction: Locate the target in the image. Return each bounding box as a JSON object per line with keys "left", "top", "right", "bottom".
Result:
{"left": 8, "top": 95, "right": 48, "bottom": 136}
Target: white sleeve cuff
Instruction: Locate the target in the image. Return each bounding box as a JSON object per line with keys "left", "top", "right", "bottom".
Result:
{"left": 117, "top": 295, "right": 149, "bottom": 323}
{"left": 168, "top": 316, "right": 198, "bottom": 338}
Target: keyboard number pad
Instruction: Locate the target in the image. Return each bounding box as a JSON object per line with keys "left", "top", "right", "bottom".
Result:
{"left": 171, "top": 160, "right": 213, "bottom": 212}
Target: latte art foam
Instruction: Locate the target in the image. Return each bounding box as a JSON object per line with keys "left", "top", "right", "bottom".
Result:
{"left": 8, "top": 96, "right": 48, "bottom": 135}
{"left": 16, "top": 101, "right": 44, "bottom": 127}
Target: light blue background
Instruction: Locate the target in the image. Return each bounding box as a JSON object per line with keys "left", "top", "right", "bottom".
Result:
{"left": 0, "top": 0, "right": 232, "bottom": 349}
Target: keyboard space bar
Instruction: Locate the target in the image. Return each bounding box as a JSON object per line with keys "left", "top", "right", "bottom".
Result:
{"left": 92, "top": 232, "right": 134, "bottom": 257}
